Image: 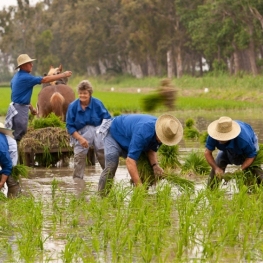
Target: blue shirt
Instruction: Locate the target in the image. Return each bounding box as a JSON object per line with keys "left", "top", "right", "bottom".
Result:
{"left": 110, "top": 114, "right": 161, "bottom": 161}
{"left": 0, "top": 133, "right": 12, "bottom": 176}
{"left": 11, "top": 70, "right": 43, "bottom": 104}
{"left": 206, "top": 121, "right": 257, "bottom": 158}
{"left": 66, "top": 97, "right": 111, "bottom": 135}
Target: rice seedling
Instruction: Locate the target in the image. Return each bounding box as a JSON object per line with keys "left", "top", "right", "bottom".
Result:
{"left": 11, "top": 164, "right": 30, "bottom": 180}
{"left": 181, "top": 151, "right": 210, "bottom": 175}
{"left": 158, "top": 144, "right": 181, "bottom": 169}
{"left": 31, "top": 112, "right": 66, "bottom": 129}
{"left": 184, "top": 118, "right": 200, "bottom": 140}
{"left": 137, "top": 152, "right": 194, "bottom": 192}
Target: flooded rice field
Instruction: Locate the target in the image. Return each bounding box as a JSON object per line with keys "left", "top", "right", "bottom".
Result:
{"left": 1, "top": 115, "right": 263, "bottom": 262}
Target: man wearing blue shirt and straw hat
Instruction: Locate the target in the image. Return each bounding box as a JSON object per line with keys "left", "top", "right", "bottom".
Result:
{"left": 98, "top": 113, "right": 183, "bottom": 195}
{"left": 205, "top": 116, "right": 263, "bottom": 189}
{"left": 6, "top": 54, "right": 72, "bottom": 142}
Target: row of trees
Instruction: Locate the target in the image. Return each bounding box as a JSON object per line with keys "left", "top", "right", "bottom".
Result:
{"left": 0, "top": 0, "right": 263, "bottom": 81}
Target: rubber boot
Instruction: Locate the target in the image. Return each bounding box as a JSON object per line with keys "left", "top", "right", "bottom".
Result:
{"left": 7, "top": 176, "right": 21, "bottom": 198}
{"left": 96, "top": 149, "right": 105, "bottom": 169}
{"left": 72, "top": 153, "right": 87, "bottom": 179}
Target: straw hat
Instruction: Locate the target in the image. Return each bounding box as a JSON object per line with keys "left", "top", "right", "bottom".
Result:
{"left": 207, "top": 116, "right": 241, "bottom": 141}
{"left": 155, "top": 114, "right": 183, "bottom": 146}
{"left": 16, "top": 54, "right": 36, "bottom": 69}
{"left": 0, "top": 122, "right": 14, "bottom": 138}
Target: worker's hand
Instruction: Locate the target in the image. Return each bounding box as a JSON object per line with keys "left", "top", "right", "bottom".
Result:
{"left": 153, "top": 164, "right": 164, "bottom": 177}
{"left": 215, "top": 167, "right": 224, "bottom": 180}
{"left": 63, "top": 71, "right": 72, "bottom": 78}
{"left": 30, "top": 107, "right": 37, "bottom": 115}
{"left": 78, "top": 136, "right": 89, "bottom": 148}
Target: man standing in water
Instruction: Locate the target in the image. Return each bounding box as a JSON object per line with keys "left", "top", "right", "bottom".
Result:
{"left": 205, "top": 116, "right": 263, "bottom": 189}
{"left": 98, "top": 114, "right": 183, "bottom": 195}
{"left": 5, "top": 54, "right": 72, "bottom": 142}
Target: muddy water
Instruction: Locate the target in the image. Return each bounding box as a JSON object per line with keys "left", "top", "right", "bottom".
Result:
{"left": 0, "top": 115, "right": 261, "bottom": 261}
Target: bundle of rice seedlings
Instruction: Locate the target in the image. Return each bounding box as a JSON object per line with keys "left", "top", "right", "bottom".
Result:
{"left": 31, "top": 112, "right": 66, "bottom": 129}
{"left": 185, "top": 118, "right": 195, "bottom": 128}
{"left": 249, "top": 145, "right": 263, "bottom": 168}
{"left": 184, "top": 118, "right": 200, "bottom": 140}
{"left": 158, "top": 144, "right": 181, "bottom": 169}
{"left": 182, "top": 151, "right": 210, "bottom": 175}
{"left": 163, "top": 171, "right": 195, "bottom": 192}
{"left": 137, "top": 153, "right": 156, "bottom": 187}
{"left": 199, "top": 131, "right": 209, "bottom": 145}
{"left": 137, "top": 152, "right": 194, "bottom": 191}
{"left": 11, "top": 164, "right": 30, "bottom": 180}
{"left": 141, "top": 93, "right": 163, "bottom": 112}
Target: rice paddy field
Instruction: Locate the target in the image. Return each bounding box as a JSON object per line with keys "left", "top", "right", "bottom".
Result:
{"left": 1, "top": 74, "right": 263, "bottom": 262}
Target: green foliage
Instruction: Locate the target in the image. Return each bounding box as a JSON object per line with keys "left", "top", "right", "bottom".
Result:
{"left": 158, "top": 144, "right": 181, "bottom": 169}
{"left": 182, "top": 151, "right": 210, "bottom": 175}
{"left": 31, "top": 113, "right": 66, "bottom": 129}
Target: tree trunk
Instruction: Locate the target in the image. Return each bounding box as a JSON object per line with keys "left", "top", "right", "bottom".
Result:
{"left": 247, "top": 25, "right": 258, "bottom": 76}
{"left": 232, "top": 44, "right": 241, "bottom": 75}
{"left": 167, "top": 49, "right": 174, "bottom": 78}
{"left": 175, "top": 46, "right": 183, "bottom": 78}
{"left": 147, "top": 55, "right": 156, "bottom": 76}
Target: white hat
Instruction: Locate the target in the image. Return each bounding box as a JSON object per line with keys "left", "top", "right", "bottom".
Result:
{"left": 207, "top": 116, "right": 241, "bottom": 141}
{"left": 16, "top": 54, "right": 36, "bottom": 69}
{"left": 0, "top": 122, "right": 14, "bottom": 138}
{"left": 155, "top": 114, "right": 183, "bottom": 146}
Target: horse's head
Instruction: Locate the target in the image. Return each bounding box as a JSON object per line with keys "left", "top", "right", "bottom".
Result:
{"left": 48, "top": 65, "right": 62, "bottom": 76}
{"left": 43, "top": 65, "right": 68, "bottom": 87}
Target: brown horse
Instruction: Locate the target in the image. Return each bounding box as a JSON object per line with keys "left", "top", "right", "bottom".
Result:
{"left": 37, "top": 65, "right": 75, "bottom": 121}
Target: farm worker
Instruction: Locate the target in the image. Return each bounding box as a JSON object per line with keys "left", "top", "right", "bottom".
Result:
{"left": 0, "top": 122, "right": 21, "bottom": 198}
{"left": 66, "top": 80, "right": 111, "bottom": 180}
{"left": 97, "top": 114, "right": 183, "bottom": 195}
{"left": 205, "top": 116, "right": 263, "bottom": 189}
{"left": 5, "top": 54, "right": 72, "bottom": 142}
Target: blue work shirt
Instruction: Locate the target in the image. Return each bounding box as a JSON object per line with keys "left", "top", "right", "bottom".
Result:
{"left": 11, "top": 70, "right": 43, "bottom": 104}
{"left": 110, "top": 114, "right": 161, "bottom": 161}
{"left": 66, "top": 97, "right": 111, "bottom": 135}
{"left": 0, "top": 133, "right": 12, "bottom": 176}
{"left": 206, "top": 121, "right": 257, "bottom": 158}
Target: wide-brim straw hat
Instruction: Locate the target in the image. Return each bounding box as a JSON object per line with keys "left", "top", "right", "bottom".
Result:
{"left": 0, "top": 122, "right": 14, "bottom": 138}
{"left": 155, "top": 114, "right": 183, "bottom": 146}
{"left": 16, "top": 54, "right": 36, "bottom": 69}
{"left": 207, "top": 116, "right": 241, "bottom": 141}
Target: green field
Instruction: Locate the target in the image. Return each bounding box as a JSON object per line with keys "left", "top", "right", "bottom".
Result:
{"left": 1, "top": 74, "right": 262, "bottom": 117}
